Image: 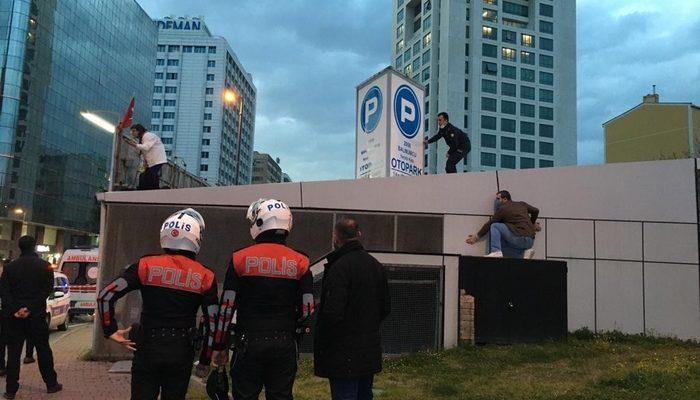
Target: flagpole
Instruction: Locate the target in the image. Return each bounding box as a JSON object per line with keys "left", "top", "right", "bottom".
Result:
{"left": 109, "top": 96, "right": 135, "bottom": 191}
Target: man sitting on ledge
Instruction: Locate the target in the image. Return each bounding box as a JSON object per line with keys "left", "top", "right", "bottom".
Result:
{"left": 465, "top": 190, "right": 539, "bottom": 258}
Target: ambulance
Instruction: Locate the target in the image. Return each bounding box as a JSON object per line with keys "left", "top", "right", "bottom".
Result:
{"left": 57, "top": 247, "right": 99, "bottom": 318}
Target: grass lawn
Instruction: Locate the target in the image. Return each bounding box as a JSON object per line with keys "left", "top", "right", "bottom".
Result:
{"left": 189, "top": 331, "right": 700, "bottom": 399}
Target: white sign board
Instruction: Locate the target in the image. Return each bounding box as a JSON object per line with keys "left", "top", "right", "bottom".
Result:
{"left": 356, "top": 67, "right": 424, "bottom": 178}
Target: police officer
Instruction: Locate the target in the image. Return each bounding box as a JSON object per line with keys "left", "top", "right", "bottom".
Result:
{"left": 212, "top": 199, "right": 314, "bottom": 400}
{"left": 97, "top": 208, "right": 219, "bottom": 400}
{"left": 424, "top": 111, "right": 471, "bottom": 173}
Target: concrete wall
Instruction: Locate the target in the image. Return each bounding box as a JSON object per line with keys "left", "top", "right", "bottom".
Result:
{"left": 93, "top": 158, "right": 700, "bottom": 358}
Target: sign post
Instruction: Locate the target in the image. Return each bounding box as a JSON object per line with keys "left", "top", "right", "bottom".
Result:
{"left": 355, "top": 67, "right": 424, "bottom": 178}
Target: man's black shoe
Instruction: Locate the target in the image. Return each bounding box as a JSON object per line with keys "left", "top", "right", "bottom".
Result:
{"left": 23, "top": 356, "right": 35, "bottom": 364}
{"left": 3, "top": 393, "right": 15, "bottom": 399}
{"left": 47, "top": 384, "right": 63, "bottom": 394}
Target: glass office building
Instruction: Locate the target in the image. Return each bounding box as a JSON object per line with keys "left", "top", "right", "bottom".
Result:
{"left": 0, "top": 0, "right": 156, "bottom": 255}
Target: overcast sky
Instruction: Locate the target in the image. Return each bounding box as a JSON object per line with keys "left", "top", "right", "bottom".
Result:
{"left": 138, "top": 0, "right": 700, "bottom": 182}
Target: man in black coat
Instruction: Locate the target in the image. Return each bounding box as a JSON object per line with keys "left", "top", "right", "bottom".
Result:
{"left": 314, "top": 218, "right": 391, "bottom": 400}
{"left": 0, "top": 236, "right": 61, "bottom": 399}
{"left": 424, "top": 111, "right": 471, "bottom": 173}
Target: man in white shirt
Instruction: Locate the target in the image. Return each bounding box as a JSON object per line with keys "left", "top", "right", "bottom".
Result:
{"left": 126, "top": 124, "right": 167, "bottom": 190}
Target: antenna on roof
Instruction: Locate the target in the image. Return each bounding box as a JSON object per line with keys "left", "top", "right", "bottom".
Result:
{"left": 652, "top": 84, "right": 656, "bottom": 95}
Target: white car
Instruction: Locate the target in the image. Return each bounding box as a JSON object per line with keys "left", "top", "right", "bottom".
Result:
{"left": 47, "top": 272, "right": 71, "bottom": 331}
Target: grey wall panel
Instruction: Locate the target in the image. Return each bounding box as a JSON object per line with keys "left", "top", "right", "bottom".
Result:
{"left": 553, "top": 258, "right": 595, "bottom": 332}
{"left": 443, "top": 215, "right": 490, "bottom": 256}
{"left": 595, "top": 221, "right": 643, "bottom": 261}
{"left": 547, "top": 219, "right": 594, "bottom": 259}
{"left": 300, "top": 171, "right": 498, "bottom": 214}
{"left": 643, "top": 223, "right": 699, "bottom": 264}
{"left": 596, "top": 261, "right": 644, "bottom": 334}
{"left": 286, "top": 211, "right": 335, "bottom": 261}
{"left": 497, "top": 159, "right": 697, "bottom": 223}
{"left": 333, "top": 212, "right": 395, "bottom": 252}
{"left": 396, "top": 215, "right": 444, "bottom": 253}
{"left": 644, "top": 263, "right": 700, "bottom": 341}
{"left": 532, "top": 219, "right": 546, "bottom": 260}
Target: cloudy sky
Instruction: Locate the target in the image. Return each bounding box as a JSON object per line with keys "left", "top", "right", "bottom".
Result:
{"left": 138, "top": 0, "right": 700, "bottom": 182}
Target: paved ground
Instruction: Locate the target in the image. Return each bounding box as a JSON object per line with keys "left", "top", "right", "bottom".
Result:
{"left": 1, "top": 322, "right": 131, "bottom": 400}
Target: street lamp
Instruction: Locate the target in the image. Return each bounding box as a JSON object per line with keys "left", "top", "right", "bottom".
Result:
{"left": 13, "top": 207, "right": 25, "bottom": 222}
{"left": 81, "top": 110, "right": 121, "bottom": 191}
{"left": 224, "top": 88, "right": 244, "bottom": 185}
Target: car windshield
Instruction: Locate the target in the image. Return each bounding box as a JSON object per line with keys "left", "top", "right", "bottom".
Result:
{"left": 61, "top": 262, "right": 98, "bottom": 285}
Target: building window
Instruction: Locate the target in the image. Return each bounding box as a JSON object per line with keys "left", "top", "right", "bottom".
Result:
{"left": 163, "top": 112, "right": 175, "bottom": 119}
{"left": 168, "top": 45, "right": 180, "bottom": 52}
{"left": 502, "top": 29, "right": 516, "bottom": 43}
{"left": 195, "top": 46, "right": 206, "bottom": 53}
{"left": 520, "top": 139, "right": 535, "bottom": 153}
{"left": 423, "top": 32, "right": 432, "bottom": 47}
{"left": 540, "top": 20, "right": 553, "bottom": 34}
{"left": 540, "top": 4, "right": 554, "bottom": 17}
{"left": 501, "top": 82, "right": 516, "bottom": 97}
{"left": 404, "top": 50, "right": 411, "bottom": 63}
{"left": 203, "top": 126, "right": 212, "bottom": 133}
{"left": 539, "top": 89, "right": 554, "bottom": 103}
{"left": 164, "top": 86, "right": 177, "bottom": 94}
{"left": 485, "top": 0, "right": 498, "bottom": 5}
{"left": 482, "top": 79, "right": 497, "bottom": 94}
{"left": 205, "top": 100, "right": 213, "bottom": 108}
{"left": 481, "top": 152, "right": 497, "bottom": 167}
{"left": 521, "top": 85, "right": 535, "bottom": 100}
{"left": 521, "top": 51, "right": 535, "bottom": 65}
{"left": 155, "top": 72, "right": 164, "bottom": 79}
{"left": 162, "top": 137, "right": 173, "bottom": 144}
{"left": 200, "top": 165, "right": 209, "bottom": 171}
{"left": 483, "top": 9, "right": 498, "bottom": 22}
{"left": 183, "top": 46, "right": 192, "bottom": 53}
{"left": 483, "top": 44, "right": 498, "bottom": 58}
{"left": 502, "top": 47, "right": 516, "bottom": 61}
{"left": 481, "top": 134, "right": 497, "bottom": 148}
{"left": 540, "top": 54, "right": 553, "bottom": 68}
{"left": 151, "top": 112, "right": 161, "bottom": 118}
{"left": 205, "top": 88, "right": 214, "bottom": 95}
{"left": 152, "top": 99, "right": 162, "bottom": 106}
{"left": 404, "top": 64, "right": 413, "bottom": 75}
{"left": 482, "top": 97, "right": 497, "bottom": 112}
{"left": 166, "top": 73, "right": 178, "bottom": 80}
{"left": 481, "top": 115, "right": 497, "bottom": 130}
{"left": 157, "top": 44, "right": 166, "bottom": 52}
{"left": 540, "top": 38, "right": 554, "bottom": 51}
{"left": 520, "top": 157, "right": 535, "bottom": 169}
{"left": 208, "top": 46, "right": 217, "bottom": 53}
{"left": 396, "top": 55, "right": 403, "bottom": 68}
{"left": 156, "top": 58, "right": 165, "bottom": 66}
{"left": 201, "top": 152, "right": 209, "bottom": 158}
{"left": 520, "top": 68, "right": 535, "bottom": 82}
{"left": 422, "top": 49, "right": 431, "bottom": 64}
{"left": 207, "top": 60, "right": 216, "bottom": 68}
{"left": 152, "top": 125, "right": 160, "bottom": 131}
{"left": 396, "top": 39, "right": 405, "bottom": 52}
{"left": 540, "top": 124, "right": 554, "bottom": 138}
{"left": 520, "top": 103, "right": 535, "bottom": 118}
{"left": 501, "top": 136, "right": 516, "bottom": 151}
{"left": 501, "top": 154, "right": 516, "bottom": 169}
{"left": 162, "top": 125, "right": 174, "bottom": 132}
{"left": 482, "top": 61, "right": 498, "bottom": 75}
{"left": 422, "top": 67, "right": 430, "bottom": 81}
{"left": 164, "top": 99, "right": 176, "bottom": 106}
{"left": 202, "top": 139, "right": 210, "bottom": 146}
{"left": 540, "top": 142, "right": 554, "bottom": 156}
{"left": 397, "top": 24, "right": 404, "bottom": 39}
{"left": 521, "top": 34, "right": 535, "bottom": 47}
{"left": 501, "top": 118, "right": 516, "bottom": 133}
{"left": 502, "top": 65, "right": 516, "bottom": 79}
{"left": 503, "top": 1, "right": 529, "bottom": 17}
{"left": 482, "top": 26, "right": 497, "bottom": 40}
{"left": 206, "top": 74, "right": 215, "bottom": 81}
{"left": 167, "top": 59, "right": 179, "bottom": 66}
{"left": 397, "top": 9, "right": 404, "bottom": 23}
{"left": 539, "top": 106, "right": 554, "bottom": 120}
{"left": 166, "top": 150, "right": 172, "bottom": 157}
{"left": 423, "top": 15, "right": 431, "bottom": 30}
{"left": 204, "top": 113, "right": 212, "bottom": 120}
{"left": 412, "top": 59, "right": 421, "bottom": 74}
{"left": 540, "top": 159, "right": 554, "bottom": 168}
{"left": 540, "top": 71, "right": 554, "bottom": 85}
{"left": 521, "top": 121, "right": 535, "bottom": 135}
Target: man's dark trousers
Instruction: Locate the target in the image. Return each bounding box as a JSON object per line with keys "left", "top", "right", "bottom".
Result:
{"left": 131, "top": 334, "right": 195, "bottom": 399}
{"left": 445, "top": 152, "right": 464, "bottom": 173}
{"left": 137, "top": 163, "right": 163, "bottom": 190}
{"left": 231, "top": 334, "right": 298, "bottom": 400}
{"left": 329, "top": 376, "right": 374, "bottom": 400}
{"left": 3, "top": 313, "right": 58, "bottom": 394}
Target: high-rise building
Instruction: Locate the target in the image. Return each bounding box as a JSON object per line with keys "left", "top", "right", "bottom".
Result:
{"left": 391, "top": 0, "right": 576, "bottom": 173}
{"left": 251, "top": 151, "right": 282, "bottom": 184}
{"left": 604, "top": 92, "right": 700, "bottom": 163}
{"left": 0, "top": 0, "right": 156, "bottom": 255}
{"left": 153, "top": 16, "right": 256, "bottom": 186}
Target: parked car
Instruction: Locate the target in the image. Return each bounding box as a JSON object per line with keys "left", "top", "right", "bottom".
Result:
{"left": 47, "top": 271, "right": 71, "bottom": 331}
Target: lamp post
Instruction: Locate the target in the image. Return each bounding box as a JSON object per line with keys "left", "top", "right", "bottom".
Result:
{"left": 223, "top": 88, "right": 244, "bottom": 185}
{"left": 80, "top": 110, "right": 121, "bottom": 191}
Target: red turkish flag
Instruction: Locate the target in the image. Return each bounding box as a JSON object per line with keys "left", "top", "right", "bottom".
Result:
{"left": 116, "top": 97, "right": 135, "bottom": 131}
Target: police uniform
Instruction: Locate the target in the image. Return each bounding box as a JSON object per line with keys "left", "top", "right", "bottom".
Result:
{"left": 213, "top": 233, "right": 314, "bottom": 400}
{"left": 98, "top": 253, "right": 218, "bottom": 399}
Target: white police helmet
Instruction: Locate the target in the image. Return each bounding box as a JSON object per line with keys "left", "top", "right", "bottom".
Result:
{"left": 246, "top": 198, "right": 293, "bottom": 240}
{"left": 160, "top": 208, "right": 206, "bottom": 254}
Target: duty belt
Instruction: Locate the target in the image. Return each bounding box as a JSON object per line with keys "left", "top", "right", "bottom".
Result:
{"left": 145, "top": 327, "right": 193, "bottom": 339}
